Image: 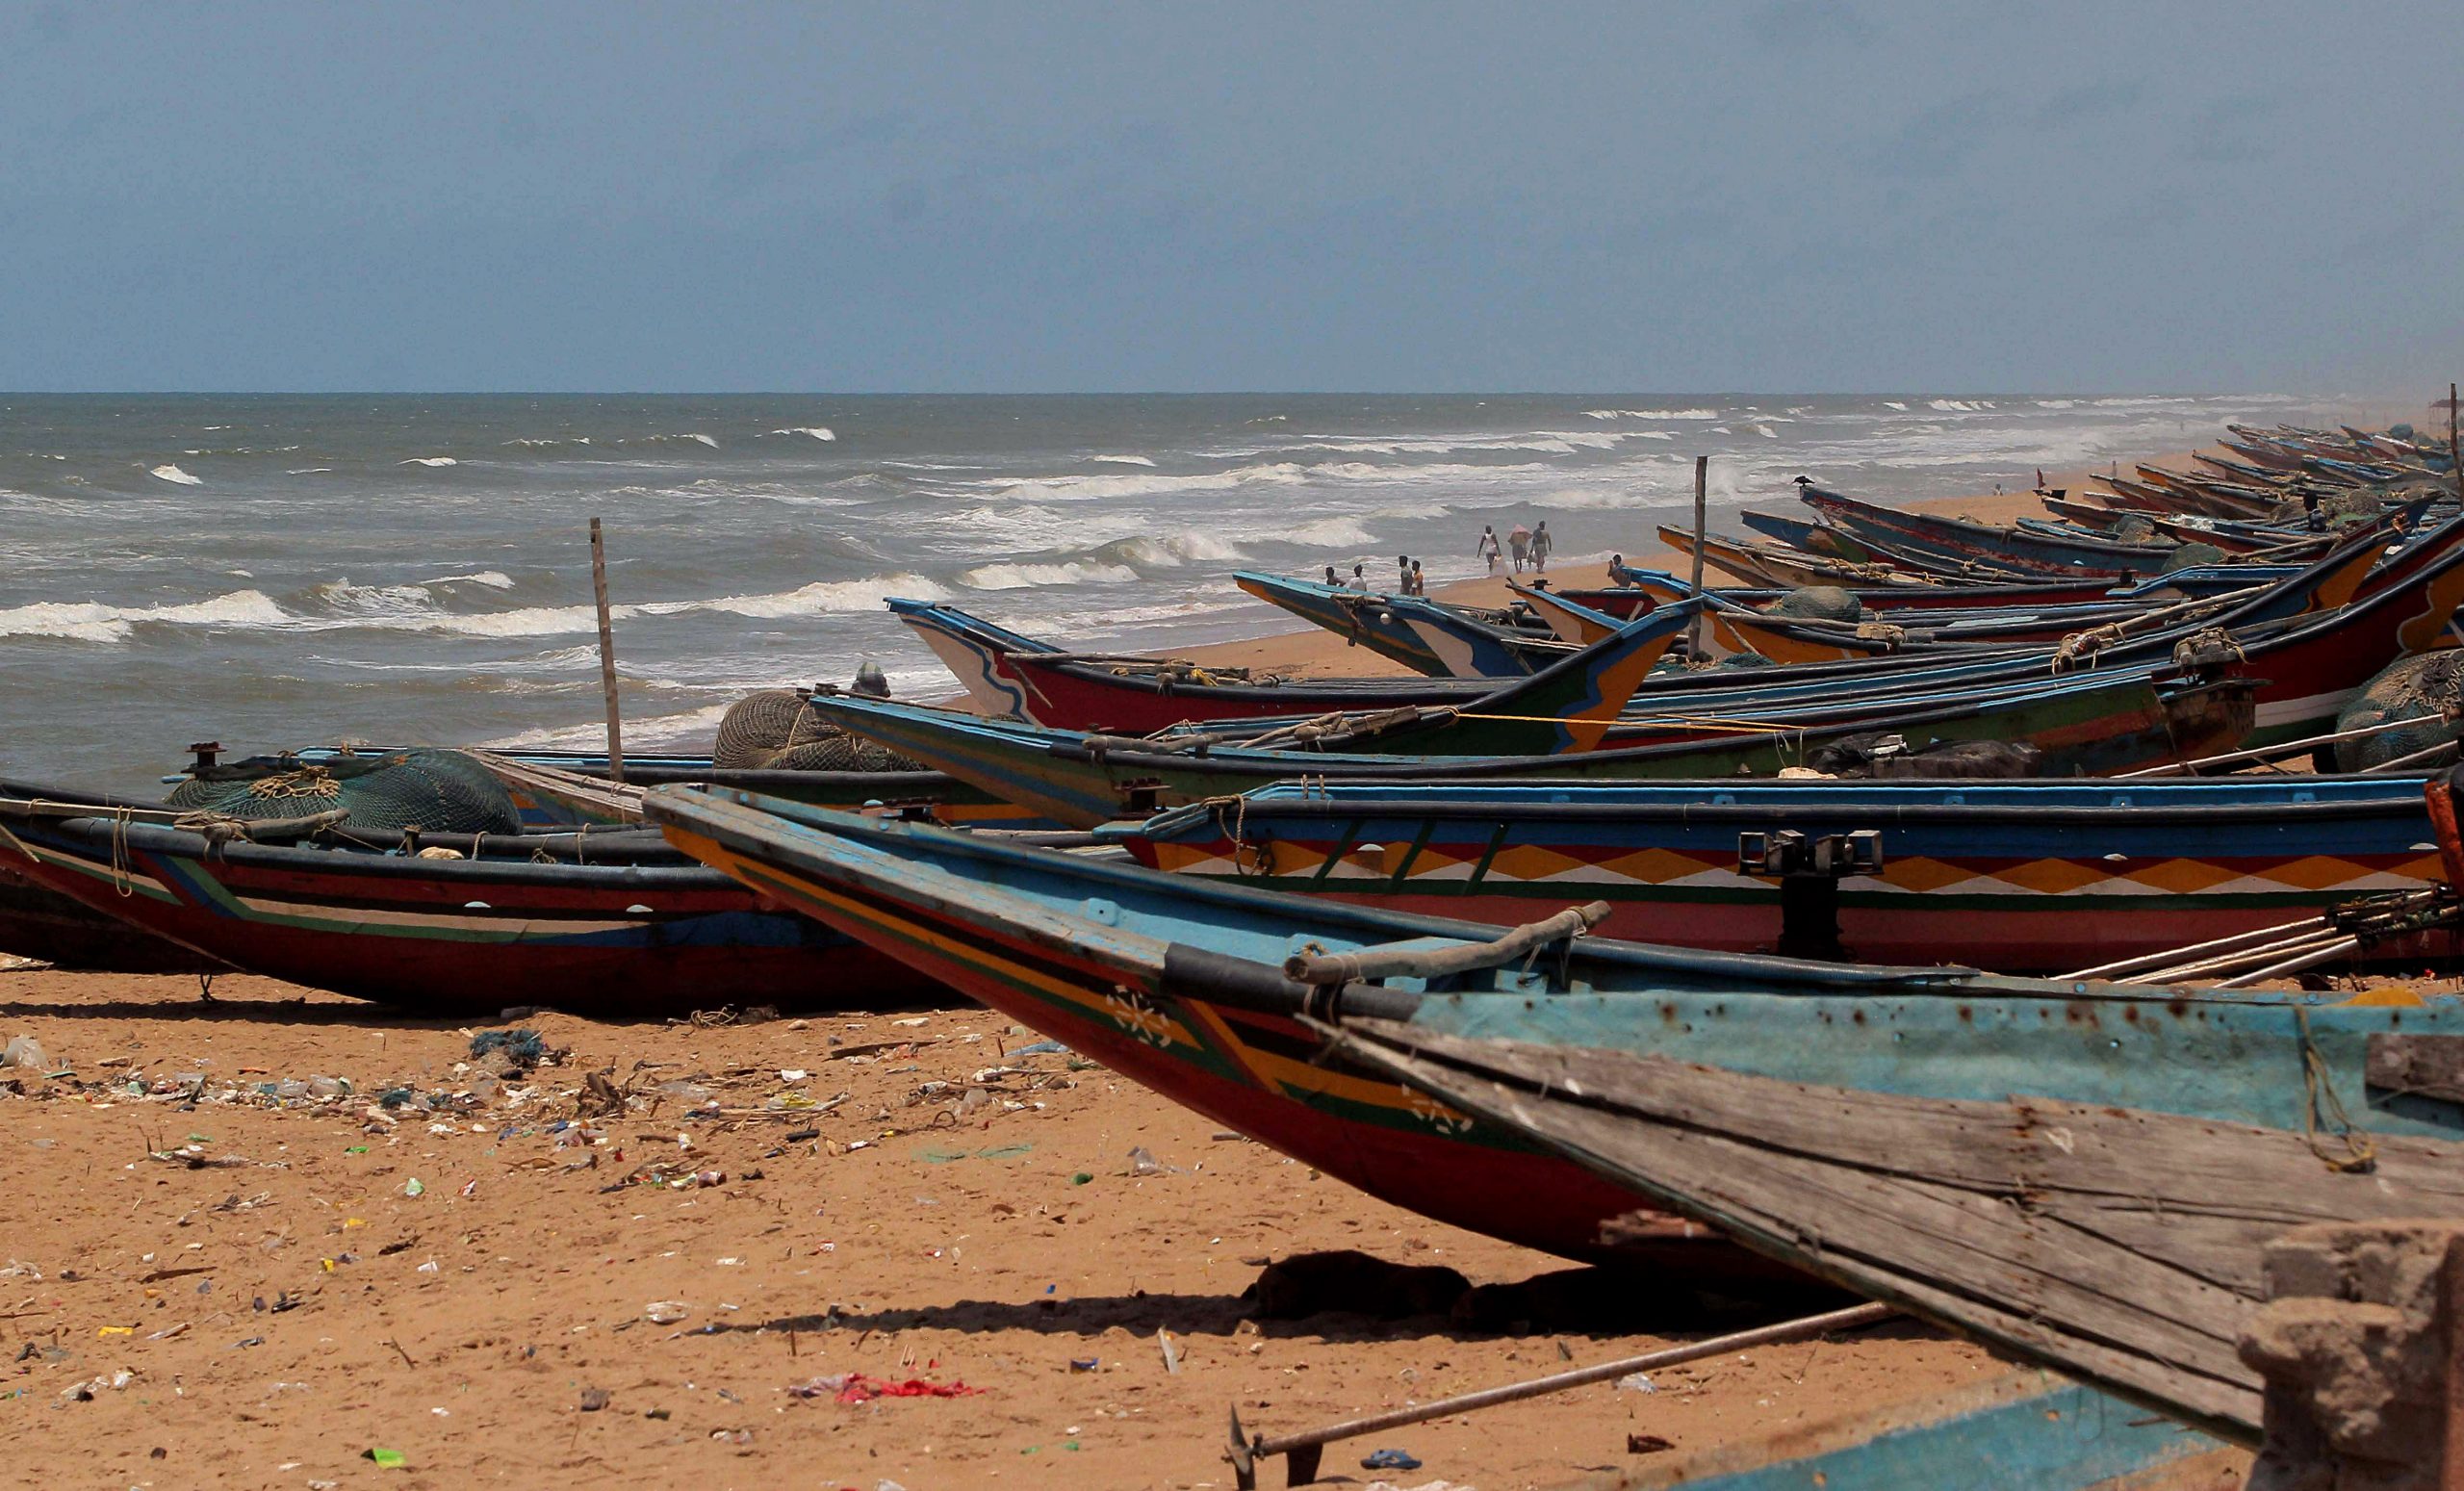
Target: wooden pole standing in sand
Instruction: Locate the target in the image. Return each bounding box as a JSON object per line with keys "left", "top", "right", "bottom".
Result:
{"left": 2450, "top": 383, "right": 2459, "bottom": 510}
{"left": 589, "top": 517, "right": 626, "bottom": 785}
{"left": 1687, "top": 455, "right": 1708, "bottom": 658}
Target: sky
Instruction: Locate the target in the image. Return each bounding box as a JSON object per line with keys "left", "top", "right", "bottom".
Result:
{"left": 2, "top": 1, "right": 2459, "bottom": 395}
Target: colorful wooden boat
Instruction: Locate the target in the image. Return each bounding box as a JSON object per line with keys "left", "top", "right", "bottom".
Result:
{"left": 1230, "top": 571, "right": 1553, "bottom": 678}
{"left": 0, "top": 788, "right": 940, "bottom": 1014}
{"left": 1115, "top": 774, "right": 2460, "bottom": 972}
{"left": 638, "top": 782, "right": 2464, "bottom": 1370}
{"left": 0, "top": 860, "right": 223, "bottom": 972}
{"left": 1799, "top": 485, "right": 2204, "bottom": 577}
{"left": 798, "top": 665, "right": 2253, "bottom": 828}
{"left": 970, "top": 604, "right": 1689, "bottom": 733}
{"left": 1325, "top": 968, "right": 2464, "bottom": 1445}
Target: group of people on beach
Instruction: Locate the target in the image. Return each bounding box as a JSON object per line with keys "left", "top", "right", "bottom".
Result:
{"left": 1476, "top": 520, "right": 1551, "bottom": 575}
{"left": 1320, "top": 519, "right": 1553, "bottom": 598}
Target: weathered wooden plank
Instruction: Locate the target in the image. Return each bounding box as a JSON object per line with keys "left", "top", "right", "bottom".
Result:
{"left": 2365, "top": 1032, "right": 2464, "bottom": 1106}
{"left": 1329, "top": 1017, "right": 2464, "bottom": 1441}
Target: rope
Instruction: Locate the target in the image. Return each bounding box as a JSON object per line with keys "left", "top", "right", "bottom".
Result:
{"left": 108, "top": 806, "right": 136, "bottom": 898}
{"left": 2296, "top": 1006, "right": 2378, "bottom": 1173}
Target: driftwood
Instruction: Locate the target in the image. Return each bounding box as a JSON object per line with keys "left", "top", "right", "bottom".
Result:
{"left": 1326, "top": 1019, "right": 2464, "bottom": 1446}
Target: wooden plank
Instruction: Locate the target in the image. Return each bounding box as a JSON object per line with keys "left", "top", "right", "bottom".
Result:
{"left": 1329, "top": 1018, "right": 2464, "bottom": 1441}
{"left": 2365, "top": 1032, "right": 2464, "bottom": 1106}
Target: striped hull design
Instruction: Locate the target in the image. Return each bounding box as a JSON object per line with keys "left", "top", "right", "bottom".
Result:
{"left": 1, "top": 815, "right": 931, "bottom": 1014}
{"left": 655, "top": 806, "right": 1752, "bottom": 1272}
{"left": 1231, "top": 572, "right": 1454, "bottom": 676}
{"left": 1122, "top": 779, "right": 2458, "bottom": 972}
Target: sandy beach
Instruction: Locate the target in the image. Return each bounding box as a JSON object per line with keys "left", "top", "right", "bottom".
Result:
{"left": 0, "top": 458, "right": 2262, "bottom": 1489}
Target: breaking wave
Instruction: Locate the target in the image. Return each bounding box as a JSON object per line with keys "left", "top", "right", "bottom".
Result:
{"left": 1581, "top": 408, "right": 1719, "bottom": 421}
{"left": 149, "top": 464, "right": 203, "bottom": 485}
{"left": 1090, "top": 453, "right": 1155, "bottom": 466}
{"left": 399, "top": 456, "right": 459, "bottom": 467}
{"left": 960, "top": 560, "right": 1140, "bottom": 590}
{"left": 766, "top": 426, "right": 837, "bottom": 442}
{"left": 624, "top": 433, "right": 721, "bottom": 449}
{"left": 1284, "top": 517, "right": 1378, "bottom": 547}
{"left": 0, "top": 589, "right": 286, "bottom": 644}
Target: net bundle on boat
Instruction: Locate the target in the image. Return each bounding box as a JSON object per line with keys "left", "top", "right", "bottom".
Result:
{"left": 167, "top": 748, "right": 522, "bottom": 834}
{"left": 713, "top": 689, "right": 921, "bottom": 772}
{"left": 1766, "top": 586, "right": 1865, "bottom": 622}
{"left": 2161, "top": 541, "right": 2227, "bottom": 573}
{"left": 2331, "top": 652, "right": 2464, "bottom": 771}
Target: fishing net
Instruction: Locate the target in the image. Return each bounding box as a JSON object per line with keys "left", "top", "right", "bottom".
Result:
{"left": 1716, "top": 651, "right": 1776, "bottom": 670}
{"left": 2267, "top": 489, "right": 2381, "bottom": 527}
{"left": 713, "top": 689, "right": 922, "bottom": 772}
{"left": 1766, "top": 586, "right": 1865, "bottom": 623}
{"left": 2331, "top": 652, "right": 2464, "bottom": 771}
{"left": 166, "top": 748, "right": 522, "bottom": 835}
{"left": 2161, "top": 541, "right": 2227, "bottom": 573}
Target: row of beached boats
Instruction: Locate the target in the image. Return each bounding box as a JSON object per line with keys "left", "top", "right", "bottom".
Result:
{"left": 8, "top": 418, "right": 2464, "bottom": 1483}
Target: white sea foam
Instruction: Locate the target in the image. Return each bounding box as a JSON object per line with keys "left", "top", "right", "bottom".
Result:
{"left": 1928, "top": 399, "right": 1979, "bottom": 413}
{"left": 399, "top": 456, "right": 459, "bottom": 467}
{"left": 993, "top": 462, "right": 1310, "bottom": 501}
{"left": 1755, "top": 424, "right": 1779, "bottom": 438}
{"left": 687, "top": 574, "right": 951, "bottom": 618}
{"left": 1090, "top": 453, "right": 1155, "bottom": 466}
{"left": 0, "top": 589, "right": 287, "bottom": 644}
{"left": 1111, "top": 532, "right": 1247, "bottom": 566}
{"left": 626, "top": 433, "right": 721, "bottom": 449}
{"left": 1582, "top": 407, "right": 1719, "bottom": 422}
{"left": 287, "top": 468, "right": 336, "bottom": 475}
{"left": 418, "top": 570, "right": 516, "bottom": 589}
{"left": 1285, "top": 517, "right": 1378, "bottom": 547}
{"left": 504, "top": 437, "right": 591, "bottom": 448}
{"left": 1884, "top": 400, "right": 1910, "bottom": 411}
{"left": 149, "top": 464, "right": 203, "bottom": 485}
{"left": 766, "top": 427, "right": 837, "bottom": 442}
{"left": 960, "top": 560, "right": 1140, "bottom": 590}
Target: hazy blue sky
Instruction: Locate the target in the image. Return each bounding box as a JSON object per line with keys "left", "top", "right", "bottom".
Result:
{"left": 4, "top": 2, "right": 2458, "bottom": 394}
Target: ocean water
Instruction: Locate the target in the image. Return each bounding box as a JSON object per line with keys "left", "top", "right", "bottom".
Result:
{"left": 0, "top": 392, "right": 2357, "bottom": 790}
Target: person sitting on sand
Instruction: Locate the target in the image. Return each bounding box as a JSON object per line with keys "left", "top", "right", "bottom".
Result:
{"left": 1507, "top": 523, "right": 1531, "bottom": 574}
{"left": 1476, "top": 525, "right": 1502, "bottom": 574}
{"left": 1531, "top": 521, "right": 1553, "bottom": 574}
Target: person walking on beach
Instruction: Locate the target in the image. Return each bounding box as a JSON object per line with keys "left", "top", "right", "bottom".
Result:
{"left": 1507, "top": 522, "right": 1532, "bottom": 574}
{"left": 1476, "top": 525, "right": 1502, "bottom": 574}
{"left": 1397, "top": 554, "right": 1413, "bottom": 594}
{"left": 1408, "top": 558, "right": 1425, "bottom": 595}
{"left": 1531, "top": 521, "right": 1553, "bottom": 575}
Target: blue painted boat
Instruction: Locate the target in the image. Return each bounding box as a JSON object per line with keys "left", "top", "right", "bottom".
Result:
{"left": 1114, "top": 773, "right": 2460, "bottom": 972}
{"left": 1231, "top": 570, "right": 1558, "bottom": 678}
{"left": 640, "top": 784, "right": 2464, "bottom": 1446}
{"left": 1607, "top": 1372, "right": 2239, "bottom": 1489}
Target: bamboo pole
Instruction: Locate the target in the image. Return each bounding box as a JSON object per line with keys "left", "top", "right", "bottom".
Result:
{"left": 2451, "top": 382, "right": 2459, "bottom": 508}
{"left": 1687, "top": 455, "right": 1708, "bottom": 660}
{"left": 590, "top": 517, "right": 625, "bottom": 785}
{"left": 1228, "top": 1300, "right": 1892, "bottom": 1488}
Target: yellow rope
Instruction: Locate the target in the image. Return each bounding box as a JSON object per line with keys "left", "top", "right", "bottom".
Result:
{"left": 2296, "top": 1006, "right": 2378, "bottom": 1173}
{"left": 109, "top": 806, "right": 136, "bottom": 897}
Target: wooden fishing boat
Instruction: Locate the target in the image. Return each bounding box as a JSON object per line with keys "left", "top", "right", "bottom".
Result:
{"left": 209, "top": 743, "right": 1057, "bottom": 832}
{"left": 1323, "top": 961, "right": 2464, "bottom": 1445}
{"left": 0, "top": 786, "right": 942, "bottom": 1013}
{"left": 638, "top": 783, "right": 2464, "bottom": 1365}
{"left": 1116, "top": 774, "right": 2461, "bottom": 972}
{"left": 0, "top": 860, "right": 223, "bottom": 972}
{"left": 967, "top": 604, "right": 1691, "bottom": 734}
{"left": 799, "top": 666, "right": 2253, "bottom": 828}
{"left": 1799, "top": 485, "right": 2193, "bottom": 577}
{"left": 1230, "top": 571, "right": 1553, "bottom": 678}
{"left": 1655, "top": 525, "right": 1911, "bottom": 590}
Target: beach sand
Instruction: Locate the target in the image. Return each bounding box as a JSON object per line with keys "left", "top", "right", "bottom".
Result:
{"left": 0, "top": 972, "right": 2029, "bottom": 1490}
{"left": 0, "top": 461, "right": 2261, "bottom": 1489}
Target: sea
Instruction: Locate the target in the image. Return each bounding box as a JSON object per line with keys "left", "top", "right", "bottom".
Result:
{"left": 0, "top": 392, "right": 2363, "bottom": 790}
